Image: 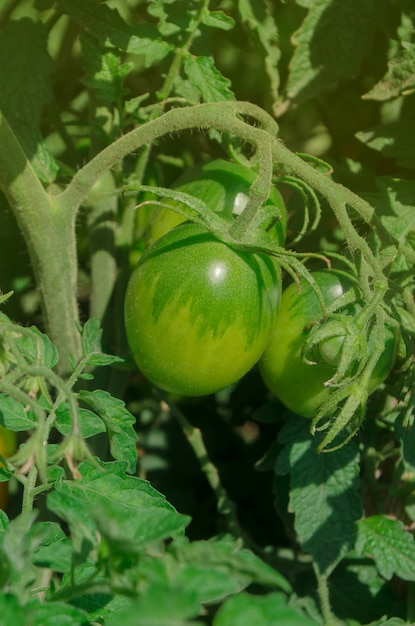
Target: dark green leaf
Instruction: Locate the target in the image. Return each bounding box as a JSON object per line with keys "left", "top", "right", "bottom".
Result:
{"left": 0, "top": 594, "right": 90, "bottom": 626}
{"left": 363, "top": 43, "right": 415, "bottom": 101}
{"left": 0, "top": 395, "right": 36, "bottom": 431}
{"left": 237, "top": 0, "right": 281, "bottom": 103}
{"left": 276, "top": 416, "right": 362, "bottom": 576}
{"left": 181, "top": 55, "right": 235, "bottom": 103}
{"left": 53, "top": 461, "right": 190, "bottom": 555}
{"left": 59, "top": 0, "right": 172, "bottom": 66}
{"left": 165, "top": 535, "right": 291, "bottom": 603}
{"left": 81, "top": 33, "right": 132, "bottom": 103}
{"left": 79, "top": 390, "right": 137, "bottom": 472}
{"left": 0, "top": 19, "right": 53, "bottom": 126}
{"left": 213, "top": 592, "right": 319, "bottom": 626}
{"left": 286, "top": 0, "right": 377, "bottom": 102}
{"left": 356, "top": 515, "right": 415, "bottom": 581}
{"left": 55, "top": 403, "right": 106, "bottom": 439}
{"left": 202, "top": 10, "right": 235, "bottom": 31}
{"left": 0, "top": 19, "right": 58, "bottom": 182}
{"left": 47, "top": 489, "right": 98, "bottom": 565}
{"left": 105, "top": 585, "right": 201, "bottom": 626}
{"left": 357, "top": 122, "right": 415, "bottom": 169}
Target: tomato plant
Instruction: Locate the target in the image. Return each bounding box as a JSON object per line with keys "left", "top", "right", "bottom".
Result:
{"left": 146, "top": 159, "right": 287, "bottom": 245}
{"left": 259, "top": 271, "right": 398, "bottom": 418}
{"left": 125, "top": 221, "right": 280, "bottom": 396}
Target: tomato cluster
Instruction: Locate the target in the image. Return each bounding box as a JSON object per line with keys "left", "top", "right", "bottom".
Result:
{"left": 125, "top": 160, "right": 397, "bottom": 414}
{"left": 258, "top": 271, "right": 398, "bottom": 417}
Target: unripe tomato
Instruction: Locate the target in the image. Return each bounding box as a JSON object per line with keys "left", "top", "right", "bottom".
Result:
{"left": 0, "top": 426, "right": 16, "bottom": 509}
{"left": 259, "top": 271, "right": 398, "bottom": 418}
{"left": 147, "top": 159, "right": 287, "bottom": 245}
{"left": 125, "top": 222, "right": 280, "bottom": 396}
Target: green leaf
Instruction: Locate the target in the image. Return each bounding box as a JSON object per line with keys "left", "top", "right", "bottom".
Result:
{"left": 0, "top": 395, "right": 37, "bottom": 431}
{"left": 0, "top": 19, "right": 53, "bottom": 126}
{"left": 286, "top": 0, "right": 377, "bottom": 102}
{"left": 356, "top": 121, "right": 415, "bottom": 169}
{"left": 55, "top": 403, "right": 107, "bottom": 439}
{"left": 363, "top": 42, "right": 415, "bottom": 101}
{"left": 46, "top": 489, "right": 99, "bottom": 566}
{"left": 81, "top": 32, "right": 132, "bottom": 103}
{"left": 276, "top": 416, "right": 362, "bottom": 576}
{"left": 52, "top": 461, "right": 190, "bottom": 555}
{"left": 237, "top": 0, "right": 281, "bottom": 103}
{"left": 363, "top": 177, "right": 415, "bottom": 242}
{"left": 147, "top": 0, "right": 199, "bottom": 37}
{"left": 181, "top": 55, "right": 235, "bottom": 103}
{"left": 16, "top": 325, "right": 59, "bottom": 369}
{"left": 356, "top": 515, "right": 415, "bottom": 581}
{"left": 213, "top": 592, "right": 319, "bottom": 626}
{"left": 164, "top": 535, "right": 291, "bottom": 604}
{"left": 81, "top": 318, "right": 123, "bottom": 367}
{"left": 202, "top": 10, "right": 235, "bottom": 31}
{"left": 0, "top": 18, "right": 58, "bottom": 183}
{"left": 79, "top": 389, "right": 137, "bottom": 472}
{"left": 105, "top": 585, "right": 201, "bottom": 626}
{"left": 0, "top": 594, "right": 90, "bottom": 626}
{"left": 0, "top": 512, "right": 42, "bottom": 599}
{"left": 59, "top": 0, "right": 172, "bottom": 66}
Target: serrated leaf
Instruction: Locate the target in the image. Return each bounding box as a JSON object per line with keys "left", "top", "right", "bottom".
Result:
{"left": 181, "top": 55, "right": 235, "bottom": 103}
{"left": 356, "top": 121, "right": 415, "bottom": 169}
{"left": 0, "top": 511, "right": 40, "bottom": 598}
{"left": 15, "top": 325, "right": 59, "bottom": 369}
{"left": 105, "top": 586, "right": 200, "bottom": 626}
{"left": 81, "top": 318, "right": 123, "bottom": 367}
{"left": 363, "top": 177, "right": 415, "bottom": 241}
{"left": 276, "top": 416, "right": 362, "bottom": 576}
{"left": 202, "top": 10, "right": 235, "bottom": 31}
{"left": 78, "top": 389, "right": 137, "bottom": 472}
{"left": 213, "top": 592, "right": 318, "bottom": 626}
{"left": 165, "top": 535, "right": 290, "bottom": 603}
{"left": 0, "top": 19, "right": 58, "bottom": 183}
{"left": 59, "top": 0, "right": 172, "bottom": 66}
{"left": 53, "top": 461, "right": 190, "bottom": 555}
{"left": 0, "top": 395, "right": 37, "bottom": 431}
{"left": 81, "top": 32, "right": 132, "bottom": 103}
{"left": 356, "top": 515, "right": 415, "bottom": 581}
{"left": 55, "top": 403, "right": 106, "bottom": 439}
{"left": 363, "top": 43, "right": 415, "bottom": 101}
{"left": 286, "top": 0, "right": 376, "bottom": 102}
{"left": 0, "top": 594, "right": 90, "bottom": 626}
{"left": 0, "top": 19, "right": 53, "bottom": 126}
{"left": 147, "top": 0, "right": 199, "bottom": 37}
{"left": 237, "top": 0, "right": 281, "bottom": 103}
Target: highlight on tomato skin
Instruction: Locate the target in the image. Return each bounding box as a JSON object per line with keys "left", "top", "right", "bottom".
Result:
{"left": 124, "top": 221, "right": 281, "bottom": 397}
{"left": 258, "top": 270, "right": 398, "bottom": 419}
{"left": 0, "top": 425, "right": 16, "bottom": 510}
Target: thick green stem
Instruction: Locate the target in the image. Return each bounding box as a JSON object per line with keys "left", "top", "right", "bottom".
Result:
{"left": 0, "top": 112, "right": 81, "bottom": 373}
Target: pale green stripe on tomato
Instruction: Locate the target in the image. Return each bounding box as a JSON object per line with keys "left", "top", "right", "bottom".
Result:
{"left": 125, "top": 222, "right": 280, "bottom": 396}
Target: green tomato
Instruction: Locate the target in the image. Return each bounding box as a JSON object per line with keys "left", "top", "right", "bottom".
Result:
{"left": 147, "top": 159, "right": 287, "bottom": 245}
{"left": 259, "top": 271, "right": 398, "bottom": 418}
{"left": 125, "top": 221, "right": 280, "bottom": 396}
